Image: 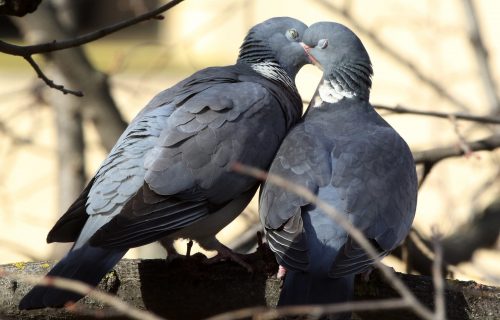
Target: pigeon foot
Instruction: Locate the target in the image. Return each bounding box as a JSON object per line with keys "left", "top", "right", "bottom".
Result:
{"left": 204, "top": 244, "right": 253, "bottom": 273}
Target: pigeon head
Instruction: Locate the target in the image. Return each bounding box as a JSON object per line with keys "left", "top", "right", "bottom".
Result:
{"left": 238, "top": 17, "right": 309, "bottom": 81}
{"left": 303, "top": 22, "right": 373, "bottom": 101}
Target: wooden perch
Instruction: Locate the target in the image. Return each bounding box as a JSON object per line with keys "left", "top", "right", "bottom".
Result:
{"left": 0, "top": 246, "right": 499, "bottom": 320}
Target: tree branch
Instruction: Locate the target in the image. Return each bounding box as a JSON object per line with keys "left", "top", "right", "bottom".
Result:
{"left": 1, "top": 0, "right": 184, "bottom": 96}
{"left": 1, "top": 250, "right": 499, "bottom": 320}
{"left": 374, "top": 104, "right": 500, "bottom": 124}
{"left": 0, "top": 0, "right": 184, "bottom": 56}
{"left": 13, "top": 1, "right": 128, "bottom": 151}
{"left": 393, "top": 199, "right": 500, "bottom": 276}
{"left": 23, "top": 55, "right": 83, "bottom": 96}
{"left": 412, "top": 133, "right": 500, "bottom": 165}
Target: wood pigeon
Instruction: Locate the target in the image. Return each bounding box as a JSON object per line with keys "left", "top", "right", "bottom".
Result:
{"left": 19, "top": 17, "right": 310, "bottom": 309}
{"left": 259, "top": 21, "right": 418, "bottom": 314}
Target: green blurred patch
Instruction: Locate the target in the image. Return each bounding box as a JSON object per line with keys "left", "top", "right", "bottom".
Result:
{"left": 0, "top": 39, "right": 185, "bottom": 75}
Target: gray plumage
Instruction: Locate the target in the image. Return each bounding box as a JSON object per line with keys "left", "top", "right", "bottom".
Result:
{"left": 19, "top": 17, "right": 309, "bottom": 310}
{"left": 260, "top": 22, "right": 417, "bottom": 313}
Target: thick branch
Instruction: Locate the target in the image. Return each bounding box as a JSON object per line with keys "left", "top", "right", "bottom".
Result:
{"left": 412, "top": 133, "right": 500, "bottom": 165}
{"left": 393, "top": 199, "right": 500, "bottom": 276}
{"left": 373, "top": 104, "right": 500, "bottom": 124}
{"left": 1, "top": 247, "right": 499, "bottom": 320}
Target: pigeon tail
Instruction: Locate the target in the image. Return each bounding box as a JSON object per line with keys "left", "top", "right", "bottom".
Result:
{"left": 19, "top": 244, "right": 126, "bottom": 310}
{"left": 279, "top": 271, "right": 355, "bottom": 319}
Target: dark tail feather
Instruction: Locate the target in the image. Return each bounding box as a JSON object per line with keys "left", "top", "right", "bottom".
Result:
{"left": 279, "top": 271, "right": 355, "bottom": 319}
{"left": 19, "top": 244, "right": 126, "bottom": 310}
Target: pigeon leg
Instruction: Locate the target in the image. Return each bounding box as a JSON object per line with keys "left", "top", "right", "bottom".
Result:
{"left": 159, "top": 238, "right": 183, "bottom": 262}
{"left": 186, "top": 239, "right": 194, "bottom": 257}
{"left": 277, "top": 265, "right": 287, "bottom": 279}
{"left": 200, "top": 239, "right": 253, "bottom": 272}
{"left": 360, "top": 267, "right": 374, "bottom": 282}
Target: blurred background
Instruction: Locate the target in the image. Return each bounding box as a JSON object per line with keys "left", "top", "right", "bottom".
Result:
{"left": 0, "top": 0, "right": 498, "bottom": 285}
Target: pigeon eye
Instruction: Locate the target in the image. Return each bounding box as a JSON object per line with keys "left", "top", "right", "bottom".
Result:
{"left": 318, "top": 38, "right": 328, "bottom": 49}
{"left": 286, "top": 28, "right": 299, "bottom": 41}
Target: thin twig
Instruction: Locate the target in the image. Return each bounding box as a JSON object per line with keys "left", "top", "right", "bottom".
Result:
{"left": 0, "top": 268, "right": 165, "bottom": 320}
{"left": 0, "top": 0, "right": 184, "bottom": 96}
{"left": 461, "top": 0, "right": 500, "bottom": 114}
{"left": 23, "top": 56, "right": 83, "bottom": 96}
{"left": 373, "top": 104, "right": 500, "bottom": 124}
{"left": 313, "top": 0, "right": 471, "bottom": 112}
{"left": 302, "top": 101, "right": 500, "bottom": 124}
{"left": 232, "top": 163, "right": 435, "bottom": 320}
{"left": 431, "top": 228, "right": 446, "bottom": 320}
{"left": 449, "top": 115, "right": 476, "bottom": 158}
{"left": 207, "top": 298, "right": 409, "bottom": 320}
{"left": 0, "top": 0, "right": 184, "bottom": 56}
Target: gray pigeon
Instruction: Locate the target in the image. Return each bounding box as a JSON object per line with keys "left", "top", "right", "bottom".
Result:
{"left": 19, "top": 17, "right": 310, "bottom": 310}
{"left": 259, "top": 21, "right": 417, "bottom": 313}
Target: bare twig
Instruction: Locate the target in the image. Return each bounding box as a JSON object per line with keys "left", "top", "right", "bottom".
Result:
{"left": 0, "top": 0, "right": 184, "bottom": 96}
{"left": 313, "top": 0, "right": 471, "bottom": 112}
{"left": 207, "top": 298, "right": 409, "bottom": 320}
{"left": 449, "top": 115, "right": 475, "bottom": 158}
{"left": 0, "top": 268, "right": 165, "bottom": 320}
{"left": 461, "top": 0, "right": 500, "bottom": 114}
{"left": 302, "top": 101, "right": 500, "bottom": 124}
{"left": 431, "top": 228, "right": 446, "bottom": 320}
{"left": 232, "top": 163, "right": 435, "bottom": 320}
{"left": 373, "top": 104, "right": 500, "bottom": 124}
{"left": 23, "top": 56, "right": 83, "bottom": 96}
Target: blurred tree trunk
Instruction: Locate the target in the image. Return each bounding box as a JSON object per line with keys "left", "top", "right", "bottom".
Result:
{"left": 11, "top": 0, "right": 128, "bottom": 258}
{"left": 393, "top": 199, "right": 500, "bottom": 276}
{"left": 49, "top": 70, "right": 85, "bottom": 259}
{"left": 12, "top": 0, "right": 127, "bottom": 152}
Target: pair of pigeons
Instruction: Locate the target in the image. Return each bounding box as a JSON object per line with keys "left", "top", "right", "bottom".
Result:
{"left": 19, "top": 17, "right": 417, "bottom": 312}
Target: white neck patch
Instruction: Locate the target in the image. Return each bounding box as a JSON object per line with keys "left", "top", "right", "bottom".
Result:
{"left": 315, "top": 79, "right": 356, "bottom": 106}
{"left": 251, "top": 61, "right": 296, "bottom": 91}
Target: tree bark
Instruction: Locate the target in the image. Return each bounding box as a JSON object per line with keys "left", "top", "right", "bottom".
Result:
{"left": 1, "top": 246, "right": 498, "bottom": 320}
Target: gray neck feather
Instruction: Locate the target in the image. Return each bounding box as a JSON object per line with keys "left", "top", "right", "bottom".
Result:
{"left": 237, "top": 32, "right": 297, "bottom": 92}
{"left": 322, "top": 61, "right": 372, "bottom": 104}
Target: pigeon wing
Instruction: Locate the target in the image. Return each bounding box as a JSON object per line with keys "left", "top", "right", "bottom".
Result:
{"left": 260, "top": 125, "right": 332, "bottom": 271}
{"left": 90, "top": 81, "right": 285, "bottom": 249}
{"left": 328, "top": 123, "right": 417, "bottom": 277}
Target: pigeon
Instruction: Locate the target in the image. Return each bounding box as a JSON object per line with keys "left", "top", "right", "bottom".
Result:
{"left": 19, "top": 17, "right": 310, "bottom": 310}
{"left": 259, "top": 21, "right": 417, "bottom": 313}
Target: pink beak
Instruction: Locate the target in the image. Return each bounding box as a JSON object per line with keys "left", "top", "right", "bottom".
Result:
{"left": 300, "top": 42, "right": 320, "bottom": 68}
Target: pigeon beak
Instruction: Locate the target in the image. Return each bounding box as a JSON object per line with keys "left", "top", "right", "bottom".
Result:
{"left": 300, "top": 42, "right": 322, "bottom": 69}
